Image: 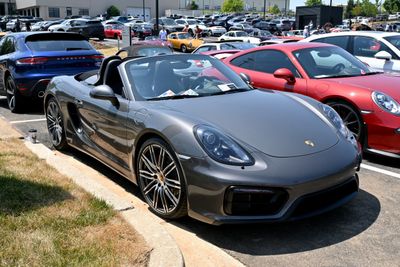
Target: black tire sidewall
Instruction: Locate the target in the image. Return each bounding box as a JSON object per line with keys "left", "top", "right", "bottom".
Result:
{"left": 136, "top": 137, "right": 187, "bottom": 219}
{"left": 6, "top": 76, "right": 22, "bottom": 113}
{"left": 46, "top": 98, "right": 68, "bottom": 150}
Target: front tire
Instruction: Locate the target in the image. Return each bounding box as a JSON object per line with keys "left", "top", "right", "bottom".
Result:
{"left": 137, "top": 138, "right": 187, "bottom": 219}
{"left": 181, "top": 44, "right": 187, "bottom": 53}
{"left": 6, "top": 76, "right": 24, "bottom": 113}
{"left": 327, "top": 101, "right": 364, "bottom": 142}
{"left": 46, "top": 98, "right": 68, "bottom": 150}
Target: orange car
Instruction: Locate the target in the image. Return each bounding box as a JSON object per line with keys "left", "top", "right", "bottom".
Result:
{"left": 167, "top": 32, "right": 203, "bottom": 53}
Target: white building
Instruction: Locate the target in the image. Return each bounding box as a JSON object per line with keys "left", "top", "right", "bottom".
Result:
{"left": 15, "top": 0, "right": 181, "bottom": 20}
{"left": 0, "top": 0, "right": 16, "bottom": 15}
{"left": 186, "top": 0, "right": 290, "bottom": 13}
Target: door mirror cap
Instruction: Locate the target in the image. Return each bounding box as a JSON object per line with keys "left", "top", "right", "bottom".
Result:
{"left": 239, "top": 72, "right": 252, "bottom": 84}
{"left": 273, "top": 68, "right": 296, "bottom": 84}
{"left": 374, "top": 51, "right": 392, "bottom": 61}
{"left": 90, "top": 85, "right": 118, "bottom": 105}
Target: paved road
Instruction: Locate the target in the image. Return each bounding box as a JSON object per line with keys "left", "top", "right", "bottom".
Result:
{"left": 0, "top": 96, "right": 399, "bottom": 266}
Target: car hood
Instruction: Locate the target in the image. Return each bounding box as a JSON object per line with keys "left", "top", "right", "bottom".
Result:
{"left": 327, "top": 73, "right": 400, "bottom": 100}
{"left": 155, "top": 90, "right": 339, "bottom": 158}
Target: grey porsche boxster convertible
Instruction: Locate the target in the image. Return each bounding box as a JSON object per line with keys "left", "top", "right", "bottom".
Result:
{"left": 44, "top": 54, "right": 361, "bottom": 225}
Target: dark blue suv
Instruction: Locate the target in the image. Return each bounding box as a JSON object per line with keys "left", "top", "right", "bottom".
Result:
{"left": 0, "top": 32, "right": 103, "bottom": 113}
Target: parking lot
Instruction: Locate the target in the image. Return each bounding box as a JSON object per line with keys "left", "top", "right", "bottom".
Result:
{"left": 1, "top": 95, "right": 399, "bottom": 266}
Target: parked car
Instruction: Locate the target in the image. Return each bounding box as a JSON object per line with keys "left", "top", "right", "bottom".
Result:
{"left": 270, "top": 19, "right": 292, "bottom": 31}
{"left": 116, "top": 44, "right": 173, "bottom": 59}
{"left": 43, "top": 53, "right": 361, "bottom": 224}
{"left": 259, "top": 38, "right": 299, "bottom": 45}
{"left": 229, "top": 23, "right": 255, "bottom": 33}
{"left": 205, "top": 25, "right": 226, "bottom": 36}
{"left": 31, "top": 21, "right": 45, "bottom": 31}
{"left": 136, "top": 35, "right": 173, "bottom": 49}
{"left": 104, "top": 24, "right": 124, "bottom": 39}
{"left": 192, "top": 42, "right": 257, "bottom": 54}
{"left": 199, "top": 49, "right": 241, "bottom": 60}
{"left": 175, "top": 18, "right": 207, "bottom": 36}
{"left": 41, "top": 19, "right": 65, "bottom": 31}
{"left": 224, "top": 42, "right": 400, "bottom": 157}
{"left": 167, "top": 32, "right": 203, "bottom": 53}
{"left": 67, "top": 19, "right": 105, "bottom": 41}
{"left": 150, "top": 17, "right": 184, "bottom": 33}
{"left": 218, "top": 31, "right": 260, "bottom": 44}
{"left": 0, "top": 32, "right": 103, "bottom": 113}
{"left": 48, "top": 19, "right": 80, "bottom": 32}
{"left": 253, "top": 21, "right": 279, "bottom": 33}
{"left": 249, "top": 29, "right": 274, "bottom": 41}
{"left": 303, "top": 31, "right": 400, "bottom": 74}
{"left": 132, "top": 24, "right": 153, "bottom": 39}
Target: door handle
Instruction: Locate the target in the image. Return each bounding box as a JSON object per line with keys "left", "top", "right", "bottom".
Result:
{"left": 74, "top": 99, "right": 83, "bottom": 107}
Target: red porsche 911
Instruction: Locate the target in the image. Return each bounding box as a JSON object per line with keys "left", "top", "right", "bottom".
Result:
{"left": 224, "top": 42, "right": 400, "bottom": 157}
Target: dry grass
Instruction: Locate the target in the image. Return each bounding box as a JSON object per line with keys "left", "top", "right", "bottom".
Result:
{"left": 0, "top": 138, "right": 150, "bottom": 266}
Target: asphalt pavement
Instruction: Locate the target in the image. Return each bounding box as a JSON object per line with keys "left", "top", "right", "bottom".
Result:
{"left": 0, "top": 95, "right": 399, "bottom": 266}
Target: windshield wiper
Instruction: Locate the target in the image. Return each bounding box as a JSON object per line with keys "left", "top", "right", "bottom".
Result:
{"left": 363, "top": 71, "right": 383, "bottom": 76}
{"left": 206, "top": 88, "right": 251, "bottom": 96}
{"left": 315, "top": 74, "right": 360, "bottom": 79}
{"left": 147, "top": 94, "right": 200, "bottom": 101}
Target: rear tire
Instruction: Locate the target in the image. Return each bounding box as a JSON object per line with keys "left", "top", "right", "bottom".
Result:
{"left": 6, "top": 76, "right": 24, "bottom": 113}
{"left": 46, "top": 98, "right": 68, "bottom": 150}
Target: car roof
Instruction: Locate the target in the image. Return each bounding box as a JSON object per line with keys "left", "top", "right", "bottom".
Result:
{"left": 4, "top": 31, "right": 85, "bottom": 39}
{"left": 305, "top": 31, "right": 400, "bottom": 40}
{"left": 231, "top": 42, "right": 335, "bottom": 55}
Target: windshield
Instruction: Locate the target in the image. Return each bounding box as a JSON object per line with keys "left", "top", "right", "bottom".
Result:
{"left": 227, "top": 42, "right": 257, "bottom": 50}
{"left": 259, "top": 30, "right": 272, "bottom": 36}
{"left": 178, "top": 33, "right": 191, "bottom": 39}
{"left": 384, "top": 35, "right": 400, "bottom": 51}
{"left": 161, "top": 18, "right": 177, "bottom": 25}
{"left": 187, "top": 20, "right": 197, "bottom": 25}
{"left": 236, "top": 31, "right": 248, "bottom": 37}
{"left": 125, "top": 55, "right": 251, "bottom": 100}
{"left": 293, "top": 46, "right": 375, "bottom": 79}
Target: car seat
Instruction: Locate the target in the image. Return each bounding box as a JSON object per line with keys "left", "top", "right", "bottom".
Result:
{"left": 103, "top": 59, "right": 123, "bottom": 95}
{"left": 152, "top": 61, "right": 183, "bottom": 96}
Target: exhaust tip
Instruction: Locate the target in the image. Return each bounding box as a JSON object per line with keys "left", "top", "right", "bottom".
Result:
{"left": 38, "top": 91, "right": 45, "bottom": 98}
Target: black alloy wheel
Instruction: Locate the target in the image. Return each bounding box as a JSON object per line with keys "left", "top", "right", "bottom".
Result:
{"left": 6, "top": 76, "right": 23, "bottom": 113}
{"left": 327, "top": 101, "right": 363, "bottom": 142}
{"left": 46, "top": 98, "right": 68, "bottom": 150}
{"left": 137, "top": 138, "right": 187, "bottom": 219}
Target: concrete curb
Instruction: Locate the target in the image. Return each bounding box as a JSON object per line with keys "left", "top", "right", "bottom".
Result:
{"left": 0, "top": 118, "right": 184, "bottom": 267}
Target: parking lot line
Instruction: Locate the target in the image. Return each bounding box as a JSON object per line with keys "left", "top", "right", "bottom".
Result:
{"left": 10, "top": 118, "right": 46, "bottom": 124}
{"left": 361, "top": 163, "right": 400, "bottom": 180}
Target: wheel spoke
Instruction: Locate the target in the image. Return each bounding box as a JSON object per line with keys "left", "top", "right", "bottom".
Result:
{"left": 159, "top": 188, "right": 168, "bottom": 213}
{"left": 158, "top": 148, "right": 165, "bottom": 170}
{"left": 163, "top": 161, "right": 176, "bottom": 177}
{"left": 143, "top": 179, "right": 157, "bottom": 195}
{"left": 165, "top": 177, "right": 181, "bottom": 189}
{"left": 141, "top": 154, "right": 158, "bottom": 172}
{"left": 153, "top": 185, "right": 160, "bottom": 208}
{"left": 164, "top": 187, "right": 179, "bottom": 206}
{"left": 149, "top": 145, "right": 158, "bottom": 168}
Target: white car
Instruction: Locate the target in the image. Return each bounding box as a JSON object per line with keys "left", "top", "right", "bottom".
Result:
{"left": 389, "top": 14, "right": 398, "bottom": 20}
{"left": 206, "top": 26, "right": 226, "bottom": 36}
{"left": 175, "top": 18, "right": 207, "bottom": 35}
{"left": 218, "top": 31, "right": 260, "bottom": 44}
{"left": 48, "top": 19, "right": 79, "bottom": 32}
{"left": 192, "top": 42, "right": 257, "bottom": 54}
{"left": 303, "top": 31, "right": 400, "bottom": 74}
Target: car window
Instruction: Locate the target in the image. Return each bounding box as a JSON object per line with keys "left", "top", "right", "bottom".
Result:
{"left": 0, "top": 37, "right": 15, "bottom": 55}
{"left": 384, "top": 35, "right": 400, "bottom": 51}
{"left": 353, "top": 36, "right": 398, "bottom": 59}
{"left": 231, "top": 50, "right": 300, "bottom": 77}
{"left": 220, "top": 44, "right": 232, "bottom": 50}
{"left": 195, "top": 46, "right": 211, "bottom": 53}
{"left": 312, "top": 36, "right": 349, "bottom": 50}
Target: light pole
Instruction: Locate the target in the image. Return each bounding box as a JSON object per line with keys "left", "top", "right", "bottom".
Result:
{"left": 143, "top": 0, "right": 146, "bottom": 21}
{"left": 263, "top": 0, "right": 266, "bottom": 19}
{"left": 155, "top": 0, "right": 159, "bottom": 33}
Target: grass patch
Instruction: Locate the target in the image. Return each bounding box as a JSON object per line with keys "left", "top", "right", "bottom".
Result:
{"left": 0, "top": 139, "right": 150, "bottom": 266}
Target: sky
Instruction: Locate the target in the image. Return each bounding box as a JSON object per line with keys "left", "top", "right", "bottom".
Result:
{"left": 289, "top": 0, "right": 348, "bottom": 10}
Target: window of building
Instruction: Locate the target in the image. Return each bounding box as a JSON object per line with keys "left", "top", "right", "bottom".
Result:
{"left": 36, "top": 8, "right": 40, "bottom": 17}
{"left": 48, "top": 7, "right": 60, "bottom": 18}
{"left": 79, "top": 9, "right": 89, "bottom": 16}
{"left": 66, "top": 7, "right": 72, "bottom": 16}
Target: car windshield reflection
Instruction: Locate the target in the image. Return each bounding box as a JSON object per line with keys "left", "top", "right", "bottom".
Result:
{"left": 293, "top": 46, "right": 377, "bottom": 79}
{"left": 125, "top": 55, "right": 252, "bottom": 100}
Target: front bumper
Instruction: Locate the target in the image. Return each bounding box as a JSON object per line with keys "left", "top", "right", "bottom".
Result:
{"left": 179, "top": 139, "right": 360, "bottom": 225}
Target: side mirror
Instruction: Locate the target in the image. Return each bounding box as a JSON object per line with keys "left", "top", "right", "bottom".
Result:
{"left": 374, "top": 51, "right": 392, "bottom": 61}
{"left": 273, "top": 68, "right": 296, "bottom": 84}
{"left": 239, "top": 72, "right": 251, "bottom": 84}
{"left": 90, "top": 85, "right": 119, "bottom": 106}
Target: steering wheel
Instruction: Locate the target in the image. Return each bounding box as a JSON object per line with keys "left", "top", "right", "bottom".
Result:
{"left": 191, "top": 76, "right": 221, "bottom": 89}
{"left": 333, "top": 63, "right": 345, "bottom": 73}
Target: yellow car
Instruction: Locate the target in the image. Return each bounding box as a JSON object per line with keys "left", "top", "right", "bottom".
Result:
{"left": 167, "top": 32, "right": 204, "bottom": 53}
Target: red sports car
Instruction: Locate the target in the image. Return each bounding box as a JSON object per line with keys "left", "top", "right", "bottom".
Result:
{"left": 104, "top": 24, "right": 124, "bottom": 39}
{"left": 224, "top": 42, "right": 400, "bottom": 157}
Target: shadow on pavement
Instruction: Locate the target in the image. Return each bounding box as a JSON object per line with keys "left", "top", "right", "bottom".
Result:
{"left": 171, "top": 189, "right": 380, "bottom": 255}
{"left": 0, "top": 175, "right": 73, "bottom": 216}
{"left": 0, "top": 98, "right": 44, "bottom": 115}
{"left": 363, "top": 152, "right": 400, "bottom": 169}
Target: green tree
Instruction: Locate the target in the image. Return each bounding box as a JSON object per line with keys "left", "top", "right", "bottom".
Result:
{"left": 188, "top": 1, "right": 199, "bottom": 10}
{"left": 361, "top": 0, "right": 378, "bottom": 16}
{"left": 383, "top": 0, "right": 400, "bottom": 13}
{"left": 305, "top": 0, "right": 323, "bottom": 6}
{"left": 222, "top": 0, "right": 245, "bottom": 12}
{"left": 107, "top": 5, "right": 120, "bottom": 17}
{"left": 269, "top": 4, "right": 281, "bottom": 14}
{"left": 352, "top": 3, "right": 362, "bottom": 16}
{"left": 345, "top": 0, "right": 355, "bottom": 18}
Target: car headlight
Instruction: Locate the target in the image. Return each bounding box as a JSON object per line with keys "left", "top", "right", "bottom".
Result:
{"left": 372, "top": 91, "right": 400, "bottom": 115}
{"left": 194, "top": 125, "right": 254, "bottom": 165}
{"left": 321, "top": 104, "right": 357, "bottom": 147}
